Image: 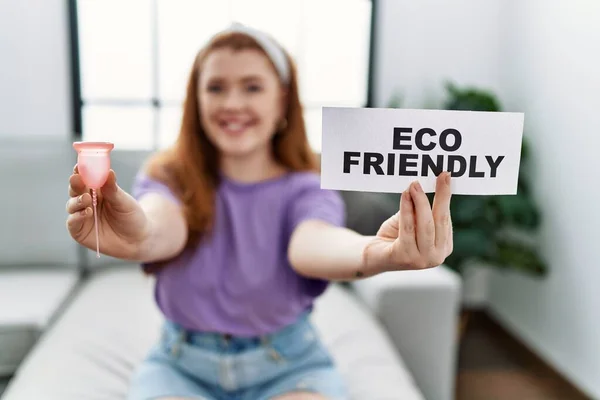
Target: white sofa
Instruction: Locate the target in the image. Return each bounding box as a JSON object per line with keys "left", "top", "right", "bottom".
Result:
{"left": 0, "top": 138, "right": 461, "bottom": 400}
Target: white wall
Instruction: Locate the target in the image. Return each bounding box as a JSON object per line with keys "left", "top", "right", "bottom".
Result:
{"left": 0, "top": 0, "right": 71, "bottom": 137}
{"left": 373, "top": 0, "right": 504, "bottom": 109}
{"left": 488, "top": 1, "right": 600, "bottom": 398}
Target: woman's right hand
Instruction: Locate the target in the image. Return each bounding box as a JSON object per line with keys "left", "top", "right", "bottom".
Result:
{"left": 66, "top": 164, "right": 150, "bottom": 259}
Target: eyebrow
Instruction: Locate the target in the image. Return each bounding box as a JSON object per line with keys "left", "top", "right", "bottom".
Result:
{"left": 240, "top": 75, "right": 264, "bottom": 83}
{"left": 206, "top": 75, "right": 264, "bottom": 83}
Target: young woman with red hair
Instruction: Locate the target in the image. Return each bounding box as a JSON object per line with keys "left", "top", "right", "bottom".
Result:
{"left": 66, "top": 23, "right": 453, "bottom": 400}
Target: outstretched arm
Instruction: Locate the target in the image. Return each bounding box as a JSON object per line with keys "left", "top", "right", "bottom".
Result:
{"left": 288, "top": 172, "right": 453, "bottom": 281}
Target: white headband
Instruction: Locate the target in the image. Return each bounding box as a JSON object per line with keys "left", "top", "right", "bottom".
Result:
{"left": 219, "top": 22, "right": 290, "bottom": 85}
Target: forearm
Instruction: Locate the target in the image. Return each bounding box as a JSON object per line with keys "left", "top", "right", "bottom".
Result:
{"left": 288, "top": 221, "right": 387, "bottom": 281}
{"left": 135, "top": 194, "right": 188, "bottom": 263}
{"left": 135, "top": 219, "right": 182, "bottom": 264}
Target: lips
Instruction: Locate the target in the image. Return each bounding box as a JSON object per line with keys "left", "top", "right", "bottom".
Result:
{"left": 218, "top": 119, "right": 255, "bottom": 135}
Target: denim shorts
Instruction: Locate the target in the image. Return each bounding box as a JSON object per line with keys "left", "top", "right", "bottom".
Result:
{"left": 127, "top": 312, "right": 348, "bottom": 400}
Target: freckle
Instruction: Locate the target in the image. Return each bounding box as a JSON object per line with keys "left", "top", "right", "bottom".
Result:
{"left": 355, "top": 271, "right": 364, "bottom": 278}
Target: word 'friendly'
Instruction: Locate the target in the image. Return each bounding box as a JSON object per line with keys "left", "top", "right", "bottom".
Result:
{"left": 342, "top": 127, "right": 505, "bottom": 178}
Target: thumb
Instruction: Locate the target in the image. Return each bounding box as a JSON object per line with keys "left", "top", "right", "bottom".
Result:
{"left": 100, "top": 170, "right": 119, "bottom": 201}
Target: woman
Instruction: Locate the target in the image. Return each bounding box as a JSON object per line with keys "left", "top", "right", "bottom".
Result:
{"left": 66, "top": 23, "right": 453, "bottom": 400}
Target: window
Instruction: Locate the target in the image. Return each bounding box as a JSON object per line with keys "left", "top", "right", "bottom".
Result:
{"left": 69, "top": 0, "right": 374, "bottom": 152}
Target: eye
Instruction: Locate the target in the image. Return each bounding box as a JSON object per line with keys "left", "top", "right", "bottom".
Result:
{"left": 246, "top": 84, "right": 262, "bottom": 93}
{"left": 207, "top": 84, "right": 223, "bottom": 93}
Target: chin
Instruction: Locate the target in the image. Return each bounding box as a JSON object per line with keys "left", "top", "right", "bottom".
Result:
{"left": 214, "top": 138, "right": 268, "bottom": 159}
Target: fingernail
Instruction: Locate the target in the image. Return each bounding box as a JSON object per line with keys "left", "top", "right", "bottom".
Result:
{"left": 413, "top": 181, "right": 423, "bottom": 192}
{"left": 445, "top": 172, "right": 451, "bottom": 185}
{"left": 77, "top": 195, "right": 83, "bottom": 204}
{"left": 80, "top": 208, "right": 87, "bottom": 216}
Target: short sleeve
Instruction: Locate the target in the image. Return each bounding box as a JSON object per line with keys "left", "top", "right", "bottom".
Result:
{"left": 131, "top": 171, "right": 181, "bottom": 206}
{"left": 288, "top": 173, "right": 346, "bottom": 232}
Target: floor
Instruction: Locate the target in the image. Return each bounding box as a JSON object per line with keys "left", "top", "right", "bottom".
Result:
{"left": 456, "top": 311, "right": 591, "bottom": 400}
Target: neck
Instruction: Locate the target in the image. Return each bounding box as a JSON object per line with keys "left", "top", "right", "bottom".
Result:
{"left": 220, "top": 150, "right": 286, "bottom": 183}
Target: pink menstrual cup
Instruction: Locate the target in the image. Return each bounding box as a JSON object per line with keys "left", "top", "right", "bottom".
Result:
{"left": 72, "top": 141, "right": 114, "bottom": 258}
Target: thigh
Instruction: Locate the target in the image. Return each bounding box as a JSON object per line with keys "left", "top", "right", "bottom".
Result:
{"left": 249, "top": 317, "right": 349, "bottom": 400}
{"left": 258, "top": 366, "right": 348, "bottom": 400}
{"left": 127, "top": 346, "right": 215, "bottom": 400}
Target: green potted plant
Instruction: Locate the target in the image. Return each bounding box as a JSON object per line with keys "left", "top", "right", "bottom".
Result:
{"left": 441, "top": 82, "right": 549, "bottom": 336}
{"left": 386, "top": 83, "right": 547, "bottom": 336}
{"left": 386, "top": 83, "right": 547, "bottom": 277}
{"left": 388, "top": 82, "right": 548, "bottom": 338}
{"left": 440, "top": 82, "right": 547, "bottom": 278}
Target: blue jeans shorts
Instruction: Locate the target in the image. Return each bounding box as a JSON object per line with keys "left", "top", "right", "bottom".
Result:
{"left": 127, "top": 312, "right": 348, "bottom": 400}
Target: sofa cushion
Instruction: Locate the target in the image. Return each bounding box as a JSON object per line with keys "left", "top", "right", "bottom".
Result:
{"left": 3, "top": 265, "right": 422, "bottom": 399}
{"left": 0, "top": 269, "right": 78, "bottom": 376}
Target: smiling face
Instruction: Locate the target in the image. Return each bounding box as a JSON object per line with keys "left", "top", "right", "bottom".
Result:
{"left": 197, "top": 48, "right": 286, "bottom": 161}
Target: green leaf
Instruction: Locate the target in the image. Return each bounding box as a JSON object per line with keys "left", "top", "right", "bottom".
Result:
{"left": 443, "top": 253, "right": 466, "bottom": 273}
{"left": 451, "top": 195, "right": 488, "bottom": 225}
{"left": 443, "top": 81, "right": 502, "bottom": 112}
{"left": 493, "top": 194, "right": 541, "bottom": 230}
{"left": 452, "top": 229, "right": 495, "bottom": 260}
{"left": 492, "top": 239, "right": 548, "bottom": 277}
{"left": 520, "top": 138, "right": 530, "bottom": 162}
{"left": 387, "top": 90, "right": 404, "bottom": 109}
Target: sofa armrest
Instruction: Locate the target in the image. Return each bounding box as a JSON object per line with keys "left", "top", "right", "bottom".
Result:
{"left": 350, "top": 266, "right": 462, "bottom": 400}
{"left": 0, "top": 268, "right": 79, "bottom": 376}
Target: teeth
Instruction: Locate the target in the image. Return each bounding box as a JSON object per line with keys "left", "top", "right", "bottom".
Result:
{"left": 225, "top": 123, "right": 244, "bottom": 132}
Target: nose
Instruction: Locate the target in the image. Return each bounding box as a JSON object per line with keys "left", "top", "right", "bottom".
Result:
{"left": 222, "top": 89, "right": 245, "bottom": 110}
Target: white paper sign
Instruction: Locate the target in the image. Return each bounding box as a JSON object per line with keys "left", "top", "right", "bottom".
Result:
{"left": 320, "top": 107, "right": 524, "bottom": 195}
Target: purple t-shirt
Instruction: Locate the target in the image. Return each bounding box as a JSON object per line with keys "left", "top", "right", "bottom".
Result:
{"left": 131, "top": 170, "right": 345, "bottom": 336}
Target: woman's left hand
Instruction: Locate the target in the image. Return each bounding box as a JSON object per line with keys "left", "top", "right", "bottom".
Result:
{"left": 363, "top": 172, "right": 453, "bottom": 273}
